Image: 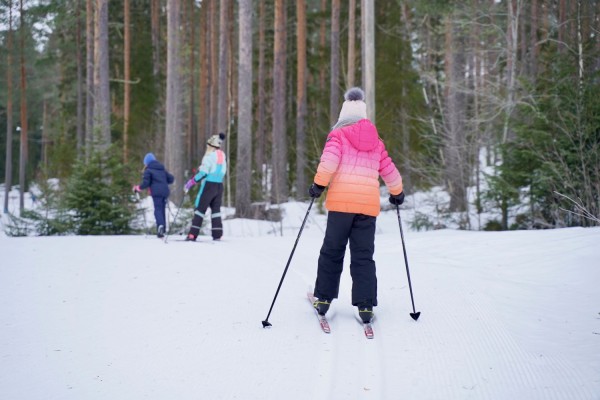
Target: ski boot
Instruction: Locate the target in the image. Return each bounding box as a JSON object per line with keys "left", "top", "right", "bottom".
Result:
{"left": 185, "top": 233, "right": 197, "bottom": 242}
{"left": 358, "top": 304, "right": 374, "bottom": 324}
{"left": 313, "top": 298, "right": 331, "bottom": 316}
{"left": 157, "top": 225, "right": 165, "bottom": 238}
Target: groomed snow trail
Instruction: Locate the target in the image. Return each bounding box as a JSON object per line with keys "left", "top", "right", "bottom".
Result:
{"left": 1, "top": 226, "right": 599, "bottom": 399}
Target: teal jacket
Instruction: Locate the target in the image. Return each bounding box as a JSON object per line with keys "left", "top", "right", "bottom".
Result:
{"left": 192, "top": 149, "right": 227, "bottom": 206}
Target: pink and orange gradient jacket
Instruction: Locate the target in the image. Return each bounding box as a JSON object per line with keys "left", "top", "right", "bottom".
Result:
{"left": 314, "top": 119, "right": 403, "bottom": 217}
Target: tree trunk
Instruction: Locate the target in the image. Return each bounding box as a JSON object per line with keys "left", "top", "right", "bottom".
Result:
{"left": 347, "top": 0, "right": 356, "bottom": 88}
{"left": 18, "top": 0, "right": 28, "bottom": 214}
{"left": 236, "top": 0, "right": 253, "bottom": 216}
{"left": 216, "top": 0, "right": 230, "bottom": 134}
{"left": 443, "top": 15, "right": 468, "bottom": 214}
{"left": 198, "top": 1, "right": 209, "bottom": 151}
{"left": 502, "top": 0, "right": 519, "bottom": 144}
{"left": 76, "top": 0, "right": 84, "bottom": 153}
{"left": 42, "top": 100, "right": 48, "bottom": 168}
{"left": 188, "top": 0, "right": 197, "bottom": 165}
{"left": 93, "top": 0, "right": 111, "bottom": 151}
{"left": 123, "top": 0, "right": 131, "bottom": 162}
{"left": 166, "top": 0, "right": 184, "bottom": 204}
{"left": 296, "top": 0, "right": 307, "bottom": 198}
{"left": 150, "top": 0, "right": 163, "bottom": 154}
{"left": 151, "top": 0, "right": 160, "bottom": 77}
{"left": 3, "top": 0, "right": 13, "bottom": 214}
{"left": 361, "top": 0, "right": 375, "bottom": 122}
{"left": 85, "top": 0, "right": 94, "bottom": 156}
{"left": 559, "top": 0, "right": 566, "bottom": 54}
{"left": 530, "top": 0, "right": 538, "bottom": 78}
{"left": 319, "top": 0, "right": 327, "bottom": 91}
{"left": 254, "top": 0, "right": 266, "bottom": 193}
{"left": 210, "top": 0, "right": 219, "bottom": 134}
{"left": 272, "top": 0, "right": 288, "bottom": 203}
{"left": 329, "top": 0, "right": 340, "bottom": 125}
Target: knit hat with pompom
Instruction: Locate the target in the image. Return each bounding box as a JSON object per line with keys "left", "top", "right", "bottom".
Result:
{"left": 337, "top": 87, "right": 367, "bottom": 122}
{"left": 207, "top": 132, "right": 226, "bottom": 148}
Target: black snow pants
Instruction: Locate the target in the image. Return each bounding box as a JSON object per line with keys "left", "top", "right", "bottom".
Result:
{"left": 314, "top": 211, "right": 378, "bottom": 307}
{"left": 188, "top": 182, "right": 224, "bottom": 239}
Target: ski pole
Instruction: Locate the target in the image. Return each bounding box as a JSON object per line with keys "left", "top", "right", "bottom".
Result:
{"left": 164, "top": 194, "right": 187, "bottom": 244}
{"left": 262, "top": 198, "right": 315, "bottom": 328}
{"left": 396, "top": 204, "right": 421, "bottom": 321}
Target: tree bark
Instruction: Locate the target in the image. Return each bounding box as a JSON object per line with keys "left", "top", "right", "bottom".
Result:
{"left": 76, "top": 0, "right": 84, "bottom": 154}
{"left": 272, "top": 0, "right": 288, "bottom": 203}
{"left": 330, "top": 0, "right": 340, "bottom": 126}
{"left": 198, "top": 1, "right": 209, "bottom": 150}
{"left": 85, "top": 0, "right": 94, "bottom": 156}
{"left": 188, "top": 0, "right": 197, "bottom": 165}
{"left": 210, "top": 0, "right": 219, "bottom": 134}
{"left": 319, "top": 0, "right": 327, "bottom": 91}
{"left": 559, "top": 0, "right": 566, "bottom": 54}
{"left": 18, "top": 0, "right": 28, "bottom": 214}
{"left": 443, "top": 15, "right": 468, "bottom": 214}
{"left": 530, "top": 0, "right": 538, "bottom": 78}
{"left": 296, "top": 0, "right": 307, "bottom": 198}
{"left": 93, "top": 0, "right": 111, "bottom": 151}
{"left": 254, "top": 0, "right": 266, "bottom": 193}
{"left": 361, "top": 0, "right": 375, "bottom": 122}
{"left": 216, "top": 0, "right": 230, "bottom": 134}
{"left": 166, "top": 0, "right": 184, "bottom": 204}
{"left": 123, "top": 0, "right": 131, "bottom": 162}
{"left": 150, "top": 0, "right": 163, "bottom": 154}
{"left": 236, "top": 0, "right": 253, "bottom": 216}
{"left": 3, "top": 0, "right": 14, "bottom": 214}
{"left": 347, "top": 0, "right": 356, "bottom": 88}
{"left": 502, "top": 0, "right": 519, "bottom": 144}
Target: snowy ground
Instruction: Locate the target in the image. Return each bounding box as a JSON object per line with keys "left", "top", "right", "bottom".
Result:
{"left": 1, "top": 197, "right": 599, "bottom": 399}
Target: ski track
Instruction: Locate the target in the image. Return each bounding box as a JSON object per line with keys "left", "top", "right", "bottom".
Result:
{"left": 2, "top": 229, "right": 599, "bottom": 400}
{"left": 403, "top": 257, "right": 596, "bottom": 400}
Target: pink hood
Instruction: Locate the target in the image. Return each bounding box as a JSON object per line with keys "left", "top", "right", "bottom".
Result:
{"left": 337, "top": 119, "right": 380, "bottom": 152}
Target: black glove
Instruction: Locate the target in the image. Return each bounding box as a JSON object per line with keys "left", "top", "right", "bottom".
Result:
{"left": 309, "top": 183, "right": 326, "bottom": 198}
{"left": 389, "top": 191, "right": 405, "bottom": 205}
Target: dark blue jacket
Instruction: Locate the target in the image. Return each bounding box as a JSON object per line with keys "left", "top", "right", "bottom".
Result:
{"left": 139, "top": 160, "right": 175, "bottom": 197}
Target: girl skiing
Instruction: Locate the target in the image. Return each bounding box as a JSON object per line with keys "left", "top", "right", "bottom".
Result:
{"left": 184, "top": 133, "right": 227, "bottom": 241}
{"left": 309, "top": 88, "right": 405, "bottom": 324}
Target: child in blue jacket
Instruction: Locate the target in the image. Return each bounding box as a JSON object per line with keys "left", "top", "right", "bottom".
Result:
{"left": 133, "top": 153, "right": 175, "bottom": 238}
